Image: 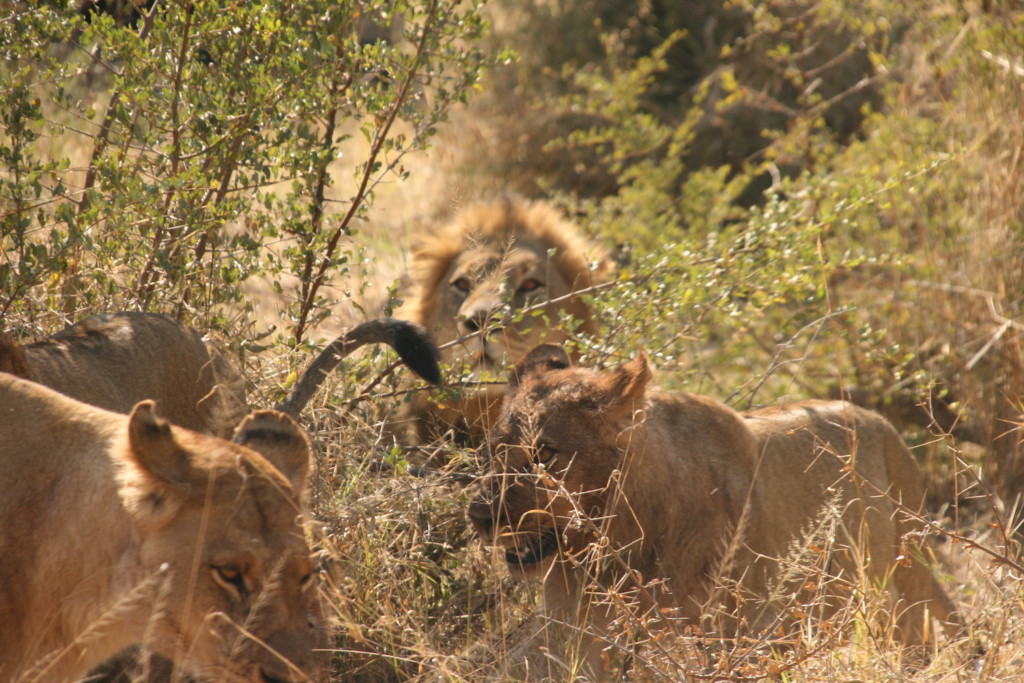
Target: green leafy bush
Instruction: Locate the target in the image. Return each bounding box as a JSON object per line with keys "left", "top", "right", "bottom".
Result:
{"left": 2, "top": 0, "right": 490, "bottom": 347}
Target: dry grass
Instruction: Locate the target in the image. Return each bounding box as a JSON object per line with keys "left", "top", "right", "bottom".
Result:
{"left": 272, "top": 358, "right": 1020, "bottom": 683}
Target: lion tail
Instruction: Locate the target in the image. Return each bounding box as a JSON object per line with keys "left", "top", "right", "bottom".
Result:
{"left": 274, "top": 318, "right": 441, "bottom": 418}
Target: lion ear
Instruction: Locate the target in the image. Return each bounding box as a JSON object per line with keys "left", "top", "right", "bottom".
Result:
{"left": 511, "top": 344, "right": 572, "bottom": 389}
{"left": 127, "top": 401, "right": 193, "bottom": 487}
{"left": 599, "top": 353, "right": 652, "bottom": 413}
{"left": 233, "top": 410, "right": 312, "bottom": 495}
{"left": 0, "top": 330, "right": 31, "bottom": 379}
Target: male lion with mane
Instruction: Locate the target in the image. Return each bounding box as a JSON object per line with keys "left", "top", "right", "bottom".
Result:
{"left": 469, "top": 345, "right": 960, "bottom": 676}
{"left": 396, "top": 197, "right": 613, "bottom": 445}
{"left": 0, "top": 374, "right": 325, "bottom": 682}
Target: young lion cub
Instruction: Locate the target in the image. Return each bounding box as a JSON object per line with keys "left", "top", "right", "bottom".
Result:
{"left": 0, "top": 374, "right": 325, "bottom": 682}
{"left": 469, "top": 345, "right": 959, "bottom": 674}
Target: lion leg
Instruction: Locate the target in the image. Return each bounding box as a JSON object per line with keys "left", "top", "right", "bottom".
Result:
{"left": 880, "top": 433, "right": 963, "bottom": 648}
{"left": 538, "top": 569, "right": 621, "bottom": 682}
{"left": 889, "top": 540, "right": 962, "bottom": 648}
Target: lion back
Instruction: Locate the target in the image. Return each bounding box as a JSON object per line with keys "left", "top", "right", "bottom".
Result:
{"left": 10, "top": 313, "right": 247, "bottom": 438}
{"left": 742, "top": 399, "right": 957, "bottom": 643}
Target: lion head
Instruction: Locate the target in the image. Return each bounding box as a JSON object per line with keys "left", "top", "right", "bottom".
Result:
{"left": 120, "top": 407, "right": 327, "bottom": 681}
{"left": 0, "top": 375, "right": 326, "bottom": 682}
{"left": 0, "top": 330, "right": 30, "bottom": 378}
{"left": 467, "top": 344, "right": 653, "bottom": 580}
{"left": 399, "top": 197, "right": 613, "bottom": 443}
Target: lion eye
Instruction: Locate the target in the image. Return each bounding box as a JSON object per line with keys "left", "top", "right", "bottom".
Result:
{"left": 534, "top": 446, "right": 558, "bottom": 467}
{"left": 299, "top": 572, "right": 316, "bottom": 592}
{"left": 518, "top": 278, "right": 544, "bottom": 293}
{"left": 452, "top": 277, "right": 472, "bottom": 293}
{"left": 212, "top": 565, "right": 249, "bottom": 599}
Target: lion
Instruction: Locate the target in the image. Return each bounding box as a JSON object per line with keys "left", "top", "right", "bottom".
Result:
{"left": 0, "top": 373, "right": 325, "bottom": 682}
{"left": 396, "top": 197, "right": 613, "bottom": 445}
{"left": 0, "top": 313, "right": 438, "bottom": 680}
{"left": 1, "top": 313, "right": 441, "bottom": 434}
{"left": 469, "top": 345, "right": 960, "bottom": 676}
{"left": 0, "top": 312, "right": 248, "bottom": 439}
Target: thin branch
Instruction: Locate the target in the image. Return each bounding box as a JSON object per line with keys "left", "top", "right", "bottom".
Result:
{"left": 293, "top": 0, "right": 442, "bottom": 343}
{"left": 77, "top": 0, "right": 162, "bottom": 214}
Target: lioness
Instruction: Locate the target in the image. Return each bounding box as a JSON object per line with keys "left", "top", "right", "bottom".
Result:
{"left": 397, "top": 197, "right": 613, "bottom": 444}
{"left": 469, "top": 345, "right": 959, "bottom": 674}
{"left": 0, "top": 374, "right": 324, "bottom": 682}
{"left": 1, "top": 312, "right": 441, "bottom": 431}
{"left": 0, "top": 312, "right": 248, "bottom": 438}
{"left": 1, "top": 314, "right": 437, "bottom": 681}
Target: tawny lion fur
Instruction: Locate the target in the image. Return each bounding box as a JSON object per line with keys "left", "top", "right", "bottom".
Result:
{"left": 0, "top": 312, "right": 247, "bottom": 438}
{"left": 470, "top": 345, "right": 959, "bottom": 675}
{"left": 397, "top": 197, "right": 613, "bottom": 444}
{"left": 0, "top": 374, "right": 325, "bottom": 682}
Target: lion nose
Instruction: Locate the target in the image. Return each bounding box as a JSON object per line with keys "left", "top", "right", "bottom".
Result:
{"left": 255, "top": 629, "right": 319, "bottom": 683}
{"left": 460, "top": 303, "right": 503, "bottom": 334}
{"left": 468, "top": 497, "right": 494, "bottom": 528}
{"left": 259, "top": 669, "right": 303, "bottom": 683}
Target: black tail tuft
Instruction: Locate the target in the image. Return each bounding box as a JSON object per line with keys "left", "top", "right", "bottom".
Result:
{"left": 273, "top": 317, "right": 442, "bottom": 419}
{"left": 390, "top": 321, "right": 442, "bottom": 385}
